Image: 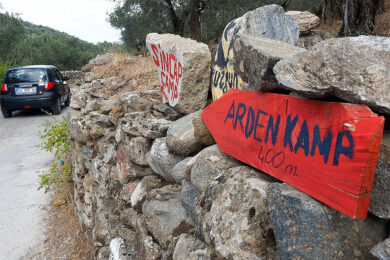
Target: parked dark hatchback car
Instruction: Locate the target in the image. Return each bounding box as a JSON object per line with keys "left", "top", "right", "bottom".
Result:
{"left": 0, "top": 65, "right": 71, "bottom": 118}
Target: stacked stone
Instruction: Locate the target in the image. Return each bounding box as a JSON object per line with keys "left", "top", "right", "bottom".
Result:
{"left": 67, "top": 4, "right": 390, "bottom": 260}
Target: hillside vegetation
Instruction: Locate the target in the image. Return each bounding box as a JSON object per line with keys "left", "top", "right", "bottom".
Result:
{"left": 0, "top": 12, "right": 107, "bottom": 80}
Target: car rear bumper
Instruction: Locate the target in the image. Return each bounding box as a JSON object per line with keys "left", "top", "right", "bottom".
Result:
{"left": 0, "top": 92, "right": 58, "bottom": 111}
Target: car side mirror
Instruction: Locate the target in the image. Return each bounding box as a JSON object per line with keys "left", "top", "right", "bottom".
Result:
{"left": 63, "top": 76, "right": 70, "bottom": 81}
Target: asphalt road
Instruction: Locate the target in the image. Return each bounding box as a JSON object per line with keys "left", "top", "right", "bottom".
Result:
{"left": 0, "top": 107, "right": 68, "bottom": 259}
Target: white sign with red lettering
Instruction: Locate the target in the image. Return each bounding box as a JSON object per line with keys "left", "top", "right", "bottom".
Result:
{"left": 147, "top": 43, "right": 183, "bottom": 107}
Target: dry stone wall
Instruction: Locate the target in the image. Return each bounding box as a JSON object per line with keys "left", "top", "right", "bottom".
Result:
{"left": 67, "top": 4, "right": 390, "bottom": 260}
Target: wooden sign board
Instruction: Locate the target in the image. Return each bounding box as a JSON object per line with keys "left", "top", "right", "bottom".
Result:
{"left": 202, "top": 89, "right": 384, "bottom": 219}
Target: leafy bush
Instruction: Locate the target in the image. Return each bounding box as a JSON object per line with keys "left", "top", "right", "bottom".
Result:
{"left": 0, "top": 59, "right": 13, "bottom": 83}
{"left": 36, "top": 115, "right": 72, "bottom": 193}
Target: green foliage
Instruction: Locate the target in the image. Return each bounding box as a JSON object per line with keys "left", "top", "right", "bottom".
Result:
{"left": 0, "top": 59, "right": 13, "bottom": 82}
{"left": 109, "top": 0, "right": 317, "bottom": 49}
{"left": 0, "top": 11, "right": 107, "bottom": 71}
{"left": 36, "top": 115, "right": 72, "bottom": 193}
{"left": 0, "top": 12, "right": 25, "bottom": 55}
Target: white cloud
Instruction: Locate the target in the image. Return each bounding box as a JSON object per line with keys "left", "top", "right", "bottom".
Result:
{"left": 1, "top": 0, "right": 121, "bottom": 43}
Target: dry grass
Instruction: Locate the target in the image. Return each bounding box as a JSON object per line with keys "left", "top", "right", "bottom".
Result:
{"left": 42, "top": 181, "right": 95, "bottom": 259}
{"left": 375, "top": 0, "right": 390, "bottom": 37}
{"left": 93, "top": 51, "right": 160, "bottom": 94}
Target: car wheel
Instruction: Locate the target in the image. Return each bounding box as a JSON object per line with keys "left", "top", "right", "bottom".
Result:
{"left": 52, "top": 97, "right": 61, "bottom": 115}
{"left": 64, "top": 92, "right": 71, "bottom": 106}
{"left": 1, "top": 109, "right": 12, "bottom": 118}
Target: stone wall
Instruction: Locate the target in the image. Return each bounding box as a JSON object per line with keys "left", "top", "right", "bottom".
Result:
{"left": 67, "top": 5, "right": 390, "bottom": 260}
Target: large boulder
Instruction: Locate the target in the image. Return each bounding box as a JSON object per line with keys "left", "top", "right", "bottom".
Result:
{"left": 190, "top": 144, "right": 240, "bottom": 192}
{"left": 286, "top": 11, "right": 320, "bottom": 34}
{"left": 172, "top": 234, "right": 215, "bottom": 260}
{"left": 146, "top": 33, "right": 211, "bottom": 115}
{"left": 196, "top": 166, "right": 279, "bottom": 259}
{"left": 147, "top": 138, "right": 185, "bottom": 182}
{"left": 369, "top": 134, "right": 390, "bottom": 219}
{"left": 142, "top": 185, "right": 193, "bottom": 249}
{"left": 274, "top": 36, "right": 390, "bottom": 115}
{"left": 233, "top": 34, "right": 306, "bottom": 91}
{"left": 166, "top": 112, "right": 203, "bottom": 156}
{"left": 212, "top": 4, "right": 299, "bottom": 100}
{"left": 268, "top": 183, "right": 388, "bottom": 260}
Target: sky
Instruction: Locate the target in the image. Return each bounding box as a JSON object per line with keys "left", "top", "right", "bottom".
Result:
{"left": 1, "top": 0, "right": 121, "bottom": 44}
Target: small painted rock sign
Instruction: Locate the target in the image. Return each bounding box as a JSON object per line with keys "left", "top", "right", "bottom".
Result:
{"left": 202, "top": 89, "right": 384, "bottom": 219}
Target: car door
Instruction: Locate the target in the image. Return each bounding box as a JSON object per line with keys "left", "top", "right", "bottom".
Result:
{"left": 51, "top": 68, "right": 64, "bottom": 101}
{"left": 56, "top": 69, "right": 69, "bottom": 99}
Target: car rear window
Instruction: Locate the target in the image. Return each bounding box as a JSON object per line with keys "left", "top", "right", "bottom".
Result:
{"left": 5, "top": 68, "right": 47, "bottom": 84}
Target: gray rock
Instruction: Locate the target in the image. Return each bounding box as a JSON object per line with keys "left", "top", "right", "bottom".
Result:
{"left": 211, "top": 4, "right": 299, "bottom": 100}
{"left": 67, "top": 117, "right": 90, "bottom": 144}
{"left": 181, "top": 180, "right": 199, "bottom": 224}
{"left": 130, "top": 175, "right": 162, "bottom": 211}
{"left": 296, "top": 30, "right": 333, "bottom": 50}
{"left": 147, "top": 138, "right": 185, "bottom": 182}
{"left": 127, "top": 137, "right": 152, "bottom": 167}
{"left": 172, "top": 234, "right": 215, "bottom": 260}
{"left": 233, "top": 34, "right": 306, "bottom": 91}
{"left": 117, "top": 146, "right": 154, "bottom": 184}
{"left": 369, "top": 135, "right": 390, "bottom": 219}
{"left": 142, "top": 185, "right": 193, "bottom": 249}
{"left": 196, "top": 166, "right": 278, "bottom": 259}
{"left": 274, "top": 36, "right": 390, "bottom": 115}
{"left": 192, "top": 111, "right": 215, "bottom": 146}
{"left": 100, "top": 97, "right": 121, "bottom": 115}
{"left": 166, "top": 112, "right": 203, "bottom": 156}
{"left": 268, "top": 183, "right": 387, "bottom": 260}
{"left": 152, "top": 102, "right": 182, "bottom": 120}
{"left": 70, "top": 87, "right": 89, "bottom": 110}
{"left": 371, "top": 238, "right": 390, "bottom": 260}
{"left": 120, "top": 90, "right": 160, "bottom": 113}
{"left": 122, "top": 112, "right": 172, "bottom": 139}
{"left": 286, "top": 11, "right": 320, "bottom": 34}
{"left": 91, "top": 53, "right": 114, "bottom": 66}
{"left": 146, "top": 33, "right": 211, "bottom": 115}
{"left": 109, "top": 237, "right": 129, "bottom": 260}
{"left": 120, "top": 181, "right": 140, "bottom": 202}
{"left": 84, "top": 72, "right": 99, "bottom": 83}
{"left": 190, "top": 144, "right": 240, "bottom": 192}
{"left": 97, "top": 247, "right": 111, "bottom": 260}
{"left": 172, "top": 157, "right": 195, "bottom": 183}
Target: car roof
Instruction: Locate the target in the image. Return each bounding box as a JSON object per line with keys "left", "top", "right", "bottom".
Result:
{"left": 7, "top": 65, "right": 57, "bottom": 71}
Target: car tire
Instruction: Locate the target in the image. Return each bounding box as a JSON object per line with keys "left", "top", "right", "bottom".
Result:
{"left": 1, "top": 109, "right": 12, "bottom": 118}
{"left": 64, "top": 92, "right": 71, "bottom": 106}
{"left": 52, "top": 97, "right": 61, "bottom": 115}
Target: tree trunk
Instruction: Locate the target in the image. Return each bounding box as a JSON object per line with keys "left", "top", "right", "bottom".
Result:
{"left": 165, "top": 0, "right": 186, "bottom": 36}
{"left": 190, "top": 0, "right": 206, "bottom": 42}
{"left": 338, "top": 0, "right": 380, "bottom": 36}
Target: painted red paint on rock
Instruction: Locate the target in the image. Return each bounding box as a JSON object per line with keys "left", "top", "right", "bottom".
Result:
{"left": 202, "top": 89, "right": 384, "bottom": 219}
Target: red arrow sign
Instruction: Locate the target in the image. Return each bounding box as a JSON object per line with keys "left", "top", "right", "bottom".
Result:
{"left": 202, "top": 89, "right": 384, "bottom": 219}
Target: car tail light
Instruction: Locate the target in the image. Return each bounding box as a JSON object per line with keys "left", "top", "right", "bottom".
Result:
{"left": 1, "top": 84, "right": 8, "bottom": 92}
{"left": 45, "top": 81, "right": 54, "bottom": 90}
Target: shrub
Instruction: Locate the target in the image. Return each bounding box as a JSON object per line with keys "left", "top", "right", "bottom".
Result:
{"left": 36, "top": 115, "right": 72, "bottom": 193}
{"left": 0, "top": 60, "right": 13, "bottom": 83}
